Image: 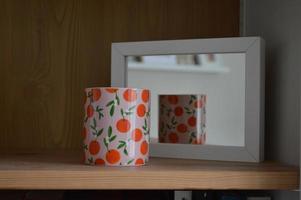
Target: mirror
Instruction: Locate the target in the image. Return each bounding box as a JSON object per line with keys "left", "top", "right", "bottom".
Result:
{"left": 127, "top": 53, "right": 245, "bottom": 147}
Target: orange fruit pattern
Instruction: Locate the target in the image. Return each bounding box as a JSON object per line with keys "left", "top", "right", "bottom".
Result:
{"left": 168, "top": 132, "right": 179, "bottom": 143}
{"left": 194, "top": 99, "right": 203, "bottom": 108}
{"left": 87, "top": 105, "right": 94, "bottom": 118}
{"left": 137, "top": 104, "right": 146, "bottom": 117}
{"left": 187, "top": 116, "right": 196, "bottom": 127}
{"left": 132, "top": 128, "right": 143, "bottom": 142}
{"left": 159, "top": 95, "right": 206, "bottom": 144}
{"left": 105, "top": 87, "right": 118, "bottom": 93}
{"left": 168, "top": 95, "right": 178, "bottom": 104}
{"left": 83, "top": 88, "right": 150, "bottom": 166}
{"left": 135, "top": 158, "right": 144, "bottom": 165}
{"left": 116, "top": 118, "right": 131, "bottom": 133}
{"left": 177, "top": 124, "right": 187, "bottom": 133}
{"left": 141, "top": 90, "right": 149, "bottom": 103}
{"left": 140, "top": 140, "right": 148, "bottom": 155}
{"left": 123, "top": 89, "right": 137, "bottom": 102}
{"left": 89, "top": 140, "right": 100, "bottom": 155}
{"left": 95, "top": 158, "right": 105, "bottom": 165}
{"left": 106, "top": 149, "right": 121, "bottom": 164}
{"left": 92, "top": 89, "right": 101, "bottom": 102}
{"left": 174, "top": 106, "right": 183, "bottom": 116}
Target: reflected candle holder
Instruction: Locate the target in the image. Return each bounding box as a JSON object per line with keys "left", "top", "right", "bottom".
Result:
{"left": 82, "top": 87, "right": 150, "bottom": 166}
{"left": 159, "top": 94, "right": 206, "bottom": 144}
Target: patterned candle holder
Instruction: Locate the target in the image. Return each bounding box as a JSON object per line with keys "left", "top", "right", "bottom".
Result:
{"left": 82, "top": 87, "right": 150, "bottom": 166}
{"left": 159, "top": 94, "right": 206, "bottom": 144}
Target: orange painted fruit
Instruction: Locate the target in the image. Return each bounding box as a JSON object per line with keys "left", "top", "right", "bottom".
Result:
{"left": 87, "top": 105, "right": 94, "bottom": 118}
{"left": 140, "top": 140, "right": 148, "bottom": 155}
{"left": 188, "top": 116, "right": 196, "bottom": 127}
{"left": 89, "top": 140, "right": 100, "bottom": 155}
{"left": 95, "top": 158, "right": 105, "bottom": 165}
{"left": 141, "top": 90, "right": 149, "bottom": 103}
{"left": 177, "top": 123, "right": 187, "bottom": 133}
{"left": 106, "top": 149, "right": 121, "bottom": 164}
{"left": 132, "top": 128, "right": 143, "bottom": 142}
{"left": 106, "top": 88, "right": 118, "bottom": 93}
{"left": 174, "top": 106, "right": 183, "bottom": 116}
{"left": 194, "top": 99, "right": 203, "bottom": 108}
{"left": 137, "top": 104, "right": 146, "bottom": 117}
{"left": 168, "top": 95, "right": 178, "bottom": 105}
{"left": 92, "top": 89, "right": 101, "bottom": 101}
{"left": 116, "top": 118, "right": 131, "bottom": 133}
{"left": 123, "top": 89, "right": 137, "bottom": 102}
{"left": 135, "top": 158, "right": 144, "bottom": 165}
{"left": 168, "top": 132, "right": 179, "bottom": 143}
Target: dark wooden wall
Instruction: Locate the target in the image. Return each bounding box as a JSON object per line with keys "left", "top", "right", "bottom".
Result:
{"left": 0, "top": 0, "right": 239, "bottom": 151}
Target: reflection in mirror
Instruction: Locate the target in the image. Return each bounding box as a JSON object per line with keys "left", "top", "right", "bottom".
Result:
{"left": 127, "top": 53, "right": 245, "bottom": 147}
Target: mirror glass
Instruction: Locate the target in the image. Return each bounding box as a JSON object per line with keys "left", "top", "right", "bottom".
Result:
{"left": 126, "top": 53, "right": 245, "bottom": 146}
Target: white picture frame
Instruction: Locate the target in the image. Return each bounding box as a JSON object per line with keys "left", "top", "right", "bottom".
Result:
{"left": 111, "top": 37, "right": 265, "bottom": 162}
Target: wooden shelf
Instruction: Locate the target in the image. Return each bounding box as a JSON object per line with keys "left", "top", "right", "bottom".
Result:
{"left": 0, "top": 151, "right": 299, "bottom": 190}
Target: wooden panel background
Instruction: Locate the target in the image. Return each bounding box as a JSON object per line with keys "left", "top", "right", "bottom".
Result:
{"left": 0, "top": 0, "right": 239, "bottom": 151}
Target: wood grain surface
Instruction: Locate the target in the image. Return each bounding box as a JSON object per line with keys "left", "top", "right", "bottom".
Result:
{"left": 0, "top": 151, "right": 298, "bottom": 190}
{"left": 0, "top": 0, "right": 239, "bottom": 151}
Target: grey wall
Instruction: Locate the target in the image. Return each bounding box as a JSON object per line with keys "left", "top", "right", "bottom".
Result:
{"left": 245, "top": 0, "right": 300, "bottom": 199}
